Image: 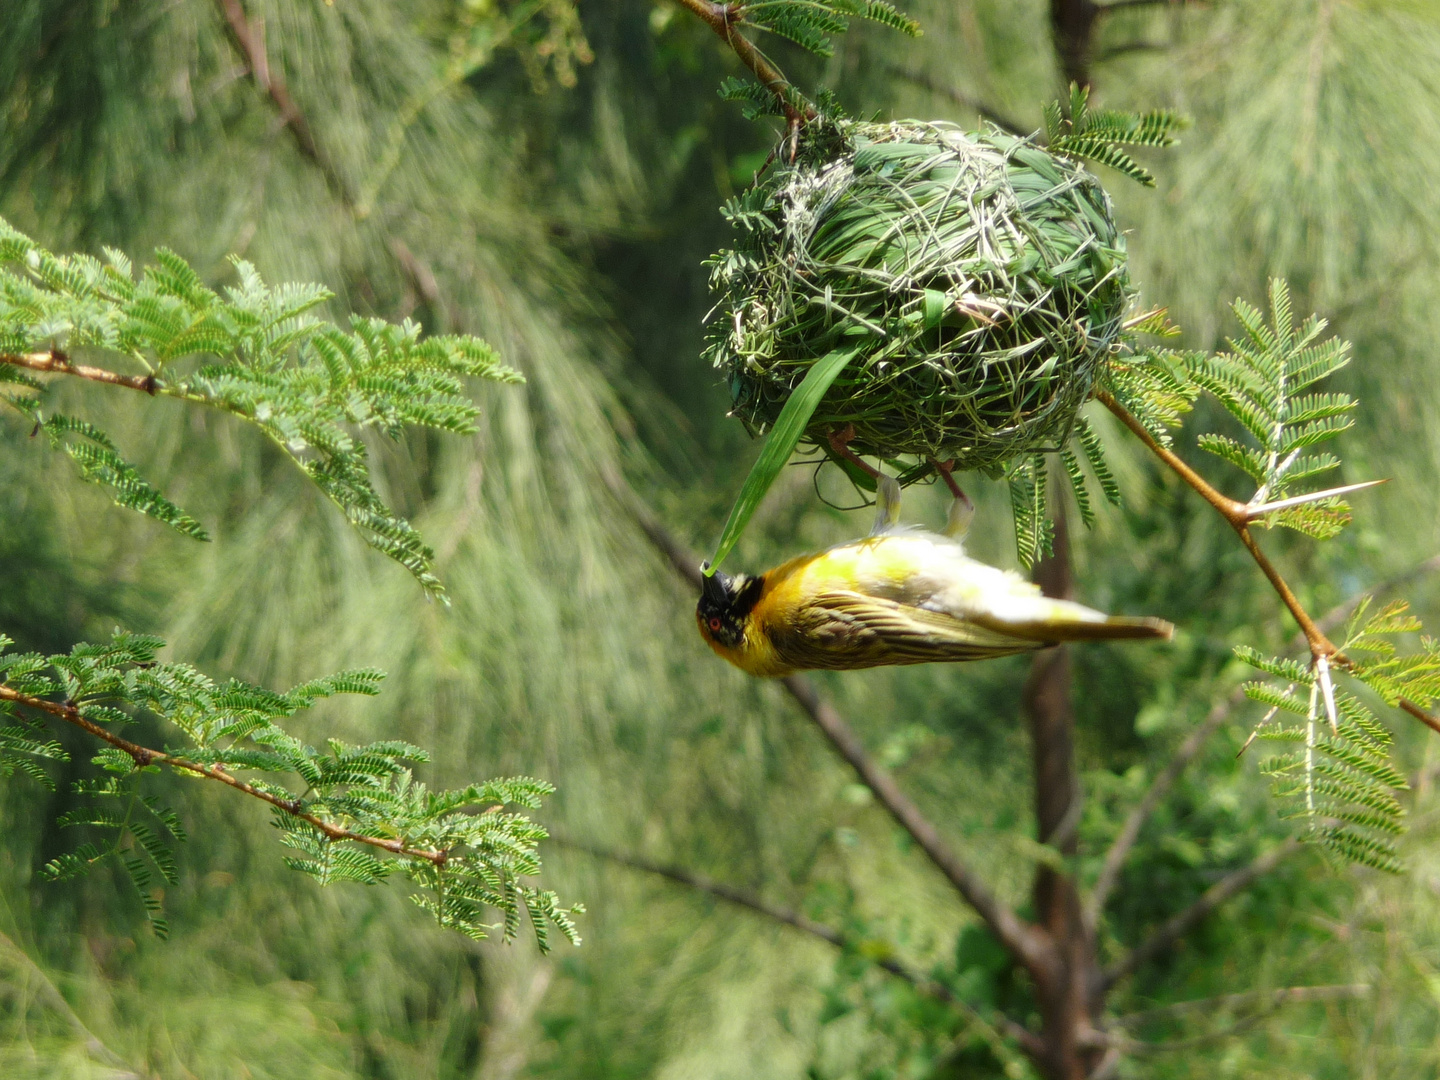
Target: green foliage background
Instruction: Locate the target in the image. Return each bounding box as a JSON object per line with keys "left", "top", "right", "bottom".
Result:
{"left": 4, "top": 1, "right": 1440, "bottom": 1077}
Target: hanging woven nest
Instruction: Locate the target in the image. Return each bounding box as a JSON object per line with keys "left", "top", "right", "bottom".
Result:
{"left": 705, "top": 119, "right": 1132, "bottom": 474}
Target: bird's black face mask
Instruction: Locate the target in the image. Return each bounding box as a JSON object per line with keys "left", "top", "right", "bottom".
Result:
{"left": 697, "top": 569, "right": 765, "bottom": 649}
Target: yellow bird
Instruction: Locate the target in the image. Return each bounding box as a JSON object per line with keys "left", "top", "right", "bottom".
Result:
{"left": 697, "top": 476, "right": 1172, "bottom": 678}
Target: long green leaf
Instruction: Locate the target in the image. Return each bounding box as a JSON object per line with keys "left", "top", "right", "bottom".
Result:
{"left": 707, "top": 347, "right": 860, "bottom": 572}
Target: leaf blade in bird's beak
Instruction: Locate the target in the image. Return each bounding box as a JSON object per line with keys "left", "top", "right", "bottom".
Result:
{"left": 707, "top": 345, "right": 861, "bottom": 574}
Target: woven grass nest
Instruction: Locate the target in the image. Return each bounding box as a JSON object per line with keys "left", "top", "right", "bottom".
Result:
{"left": 706, "top": 119, "right": 1132, "bottom": 474}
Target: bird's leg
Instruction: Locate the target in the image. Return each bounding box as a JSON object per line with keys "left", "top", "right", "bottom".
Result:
{"left": 932, "top": 458, "right": 974, "bottom": 539}
{"left": 827, "top": 424, "right": 881, "bottom": 479}
{"left": 827, "top": 426, "right": 900, "bottom": 534}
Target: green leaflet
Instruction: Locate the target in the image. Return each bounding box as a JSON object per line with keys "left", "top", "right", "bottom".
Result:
{"left": 1, "top": 629, "right": 582, "bottom": 947}
{"left": 707, "top": 346, "right": 860, "bottom": 573}
{"left": 0, "top": 218, "right": 521, "bottom": 599}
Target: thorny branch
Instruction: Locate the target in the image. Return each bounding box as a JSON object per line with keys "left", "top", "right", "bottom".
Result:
{"left": 669, "top": 0, "right": 816, "bottom": 130}
{"left": 1097, "top": 389, "right": 1339, "bottom": 659}
{"left": 0, "top": 685, "right": 448, "bottom": 865}
{"left": 3, "top": 350, "right": 157, "bottom": 394}
{"left": 1087, "top": 552, "right": 1440, "bottom": 929}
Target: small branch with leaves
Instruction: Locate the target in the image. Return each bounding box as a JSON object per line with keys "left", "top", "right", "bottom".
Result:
{"left": 0, "top": 631, "right": 581, "bottom": 946}
{"left": 1100, "top": 278, "right": 1440, "bottom": 875}
{"left": 672, "top": 0, "right": 918, "bottom": 142}
{"left": 0, "top": 219, "right": 520, "bottom": 599}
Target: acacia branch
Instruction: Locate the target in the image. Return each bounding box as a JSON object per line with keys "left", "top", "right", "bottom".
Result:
{"left": 0, "top": 685, "right": 447, "bottom": 865}
{"left": 669, "top": 0, "right": 815, "bottom": 125}
{"left": 1102, "top": 837, "right": 1302, "bottom": 988}
{"left": 600, "top": 468, "right": 1059, "bottom": 983}
{"left": 215, "top": 0, "right": 356, "bottom": 206}
{"left": 1401, "top": 698, "right": 1440, "bottom": 736}
{"left": 2, "top": 350, "right": 158, "bottom": 393}
{"left": 1097, "top": 390, "right": 1337, "bottom": 659}
{"left": 1087, "top": 552, "right": 1440, "bottom": 929}
{"left": 557, "top": 837, "right": 1047, "bottom": 1060}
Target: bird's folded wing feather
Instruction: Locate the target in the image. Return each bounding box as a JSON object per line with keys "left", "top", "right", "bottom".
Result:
{"left": 771, "top": 590, "right": 1041, "bottom": 669}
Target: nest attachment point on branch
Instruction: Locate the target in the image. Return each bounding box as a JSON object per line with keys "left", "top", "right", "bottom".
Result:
{"left": 705, "top": 118, "right": 1132, "bottom": 476}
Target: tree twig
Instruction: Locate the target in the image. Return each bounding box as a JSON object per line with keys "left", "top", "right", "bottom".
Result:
{"left": 1400, "top": 698, "right": 1440, "bottom": 736}
{"left": 1096, "top": 390, "right": 1338, "bottom": 660}
{"left": 0, "top": 685, "right": 447, "bottom": 865}
{"left": 556, "top": 836, "right": 844, "bottom": 943}
{"left": 215, "top": 0, "right": 356, "bottom": 207}
{"left": 1111, "top": 982, "right": 1369, "bottom": 1027}
{"left": 1086, "top": 685, "right": 1244, "bottom": 929}
{"left": 781, "top": 674, "right": 1057, "bottom": 979}
{"left": 3, "top": 350, "right": 158, "bottom": 393}
{"left": 669, "top": 0, "right": 815, "bottom": 127}
{"left": 1095, "top": 983, "right": 1368, "bottom": 1053}
{"left": 1087, "top": 551, "right": 1440, "bottom": 930}
{"left": 555, "top": 836, "right": 1047, "bottom": 1059}
{"left": 1102, "top": 837, "right": 1302, "bottom": 988}
{"left": 599, "top": 467, "right": 1059, "bottom": 983}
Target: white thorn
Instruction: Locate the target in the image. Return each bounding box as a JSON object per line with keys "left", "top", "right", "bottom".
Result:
{"left": 1245, "top": 479, "right": 1388, "bottom": 519}
{"left": 1316, "top": 655, "right": 1339, "bottom": 733}
{"left": 1306, "top": 682, "right": 1319, "bottom": 814}
{"left": 1238, "top": 686, "right": 1292, "bottom": 758}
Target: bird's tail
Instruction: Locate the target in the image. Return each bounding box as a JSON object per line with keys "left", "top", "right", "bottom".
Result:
{"left": 1039, "top": 615, "right": 1175, "bottom": 642}
{"left": 973, "top": 597, "right": 1174, "bottom": 644}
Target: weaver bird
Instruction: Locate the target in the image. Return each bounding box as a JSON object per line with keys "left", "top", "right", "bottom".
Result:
{"left": 697, "top": 476, "right": 1172, "bottom": 678}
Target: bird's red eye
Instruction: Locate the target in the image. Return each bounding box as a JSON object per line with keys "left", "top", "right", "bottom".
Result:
{"left": 709, "top": 617, "right": 723, "bottom": 632}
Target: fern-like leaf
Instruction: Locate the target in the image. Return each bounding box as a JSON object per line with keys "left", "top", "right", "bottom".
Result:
{"left": 0, "top": 219, "right": 522, "bottom": 598}
{"left": 1, "top": 628, "right": 580, "bottom": 949}
{"left": 1045, "top": 84, "right": 1183, "bottom": 187}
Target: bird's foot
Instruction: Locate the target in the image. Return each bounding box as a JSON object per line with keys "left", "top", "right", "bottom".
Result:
{"left": 932, "top": 458, "right": 974, "bottom": 539}
{"left": 872, "top": 473, "right": 902, "bottom": 535}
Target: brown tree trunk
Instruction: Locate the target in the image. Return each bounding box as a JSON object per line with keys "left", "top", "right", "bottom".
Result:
{"left": 1049, "top": 0, "right": 1100, "bottom": 88}
{"left": 1024, "top": 508, "right": 1103, "bottom": 1079}
{"left": 1027, "top": 9, "right": 1117, "bottom": 1070}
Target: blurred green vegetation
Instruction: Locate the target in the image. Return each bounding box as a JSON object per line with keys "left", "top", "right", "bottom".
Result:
{"left": 4, "top": 0, "right": 1440, "bottom": 1077}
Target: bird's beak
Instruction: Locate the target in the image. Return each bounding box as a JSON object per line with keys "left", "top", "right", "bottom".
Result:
{"left": 702, "top": 569, "right": 732, "bottom": 603}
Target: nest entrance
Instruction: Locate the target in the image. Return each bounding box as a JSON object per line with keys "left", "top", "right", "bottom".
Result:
{"left": 707, "top": 120, "right": 1132, "bottom": 473}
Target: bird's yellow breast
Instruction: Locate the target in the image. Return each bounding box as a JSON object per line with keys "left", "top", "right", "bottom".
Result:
{"left": 718, "top": 537, "right": 932, "bottom": 677}
{"left": 756, "top": 536, "right": 931, "bottom": 615}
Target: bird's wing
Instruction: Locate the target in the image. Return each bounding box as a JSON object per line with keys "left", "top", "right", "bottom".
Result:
{"left": 770, "top": 589, "right": 1041, "bottom": 670}
{"left": 855, "top": 536, "right": 1174, "bottom": 644}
